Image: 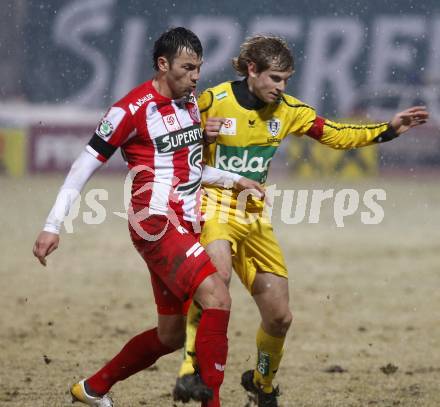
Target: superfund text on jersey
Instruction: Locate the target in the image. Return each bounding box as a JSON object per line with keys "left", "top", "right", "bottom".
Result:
{"left": 87, "top": 80, "right": 204, "bottom": 223}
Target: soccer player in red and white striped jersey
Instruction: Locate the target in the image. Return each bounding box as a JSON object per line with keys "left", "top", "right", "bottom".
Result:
{"left": 33, "top": 27, "right": 263, "bottom": 407}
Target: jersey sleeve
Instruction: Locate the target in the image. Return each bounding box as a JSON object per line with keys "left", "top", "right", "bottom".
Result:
{"left": 86, "top": 104, "right": 135, "bottom": 162}
{"left": 201, "top": 164, "right": 242, "bottom": 189}
{"left": 284, "top": 102, "right": 317, "bottom": 136}
{"left": 284, "top": 97, "right": 399, "bottom": 149}
{"left": 307, "top": 117, "right": 398, "bottom": 149}
{"left": 44, "top": 149, "right": 103, "bottom": 234}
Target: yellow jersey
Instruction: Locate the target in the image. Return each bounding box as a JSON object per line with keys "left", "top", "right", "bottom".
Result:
{"left": 199, "top": 80, "right": 397, "bottom": 210}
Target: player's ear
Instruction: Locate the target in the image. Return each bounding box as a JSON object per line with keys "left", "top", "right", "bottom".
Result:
{"left": 157, "top": 56, "right": 170, "bottom": 72}
{"left": 247, "top": 62, "right": 258, "bottom": 78}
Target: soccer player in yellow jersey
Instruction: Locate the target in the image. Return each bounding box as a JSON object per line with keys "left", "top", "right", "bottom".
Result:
{"left": 173, "top": 35, "right": 428, "bottom": 407}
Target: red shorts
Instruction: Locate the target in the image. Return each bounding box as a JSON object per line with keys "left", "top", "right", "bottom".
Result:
{"left": 129, "top": 215, "right": 216, "bottom": 315}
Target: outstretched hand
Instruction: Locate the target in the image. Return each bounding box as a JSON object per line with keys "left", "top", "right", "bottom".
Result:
{"left": 33, "top": 231, "right": 60, "bottom": 266}
{"left": 390, "top": 106, "right": 429, "bottom": 135}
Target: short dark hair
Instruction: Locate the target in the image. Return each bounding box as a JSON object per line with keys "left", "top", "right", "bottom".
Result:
{"left": 232, "top": 35, "right": 294, "bottom": 76}
{"left": 153, "top": 27, "right": 203, "bottom": 71}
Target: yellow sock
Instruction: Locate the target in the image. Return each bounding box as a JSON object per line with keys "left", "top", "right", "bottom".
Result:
{"left": 253, "top": 325, "right": 285, "bottom": 393}
{"left": 178, "top": 301, "right": 202, "bottom": 377}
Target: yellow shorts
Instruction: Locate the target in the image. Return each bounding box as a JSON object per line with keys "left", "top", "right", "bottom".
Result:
{"left": 200, "top": 195, "right": 288, "bottom": 292}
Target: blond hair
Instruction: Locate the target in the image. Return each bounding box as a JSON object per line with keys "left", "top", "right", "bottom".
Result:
{"left": 232, "top": 35, "right": 294, "bottom": 77}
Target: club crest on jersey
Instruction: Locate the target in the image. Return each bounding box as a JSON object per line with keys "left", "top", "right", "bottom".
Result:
{"left": 96, "top": 119, "right": 113, "bottom": 139}
{"left": 188, "top": 104, "right": 201, "bottom": 123}
{"left": 267, "top": 118, "right": 281, "bottom": 137}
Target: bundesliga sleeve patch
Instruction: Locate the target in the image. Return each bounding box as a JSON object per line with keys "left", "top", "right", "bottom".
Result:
{"left": 96, "top": 119, "right": 113, "bottom": 138}
{"left": 95, "top": 106, "right": 126, "bottom": 140}
{"left": 219, "top": 118, "right": 237, "bottom": 136}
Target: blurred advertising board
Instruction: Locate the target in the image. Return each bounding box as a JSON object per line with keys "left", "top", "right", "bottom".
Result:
{"left": 0, "top": 129, "right": 26, "bottom": 176}
{"left": 286, "top": 137, "right": 378, "bottom": 179}
{"left": 28, "top": 124, "right": 126, "bottom": 173}
{"left": 14, "top": 0, "right": 439, "bottom": 121}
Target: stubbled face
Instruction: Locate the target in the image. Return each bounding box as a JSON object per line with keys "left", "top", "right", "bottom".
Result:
{"left": 165, "top": 48, "right": 203, "bottom": 99}
{"left": 247, "top": 65, "right": 293, "bottom": 103}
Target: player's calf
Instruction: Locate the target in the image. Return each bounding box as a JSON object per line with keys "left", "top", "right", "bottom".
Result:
{"left": 191, "top": 272, "right": 231, "bottom": 407}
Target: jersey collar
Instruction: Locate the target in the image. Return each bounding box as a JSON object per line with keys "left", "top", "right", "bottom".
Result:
{"left": 231, "top": 79, "right": 267, "bottom": 110}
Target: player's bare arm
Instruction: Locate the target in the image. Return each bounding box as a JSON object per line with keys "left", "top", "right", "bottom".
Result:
{"left": 390, "top": 106, "right": 429, "bottom": 135}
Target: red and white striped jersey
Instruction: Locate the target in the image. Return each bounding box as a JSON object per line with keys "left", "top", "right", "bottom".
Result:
{"left": 87, "top": 80, "right": 204, "bottom": 222}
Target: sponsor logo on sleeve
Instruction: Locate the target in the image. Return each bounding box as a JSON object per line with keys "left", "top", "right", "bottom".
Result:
{"left": 95, "top": 106, "right": 126, "bottom": 139}
{"left": 96, "top": 119, "right": 113, "bottom": 139}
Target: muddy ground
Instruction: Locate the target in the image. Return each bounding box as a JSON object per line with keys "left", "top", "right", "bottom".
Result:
{"left": 1, "top": 175, "right": 439, "bottom": 406}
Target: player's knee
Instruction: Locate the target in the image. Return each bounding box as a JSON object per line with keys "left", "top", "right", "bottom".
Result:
{"left": 217, "top": 267, "right": 232, "bottom": 286}
{"left": 158, "top": 329, "right": 185, "bottom": 350}
{"left": 268, "top": 309, "right": 293, "bottom": 336}
{"left": 194, "top": 274, "right": 231, "bottom": 310}
{"left": 205, "top": 279, "right": 231, "bottom": 310}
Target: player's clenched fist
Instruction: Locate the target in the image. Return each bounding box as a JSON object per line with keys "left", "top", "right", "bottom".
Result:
{"left": 203, "top": 117, "right": 226, "bottom": 144}
{"left": 234, "top": 177, "right": 265, "bottom": 200}
{"left": 33, "top": 231, "right": 60, "bottom": 266}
